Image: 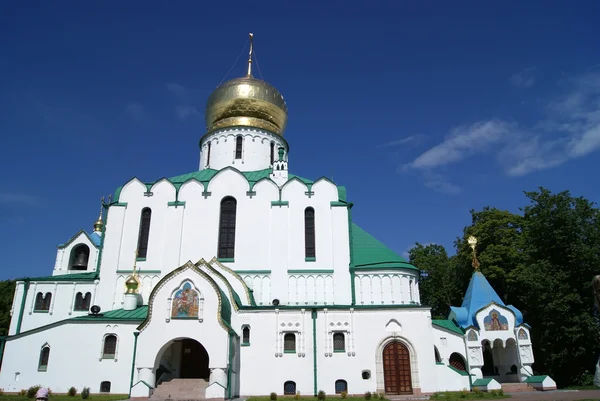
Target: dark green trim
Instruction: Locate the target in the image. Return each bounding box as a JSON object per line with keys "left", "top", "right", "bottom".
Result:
{"left": 171, "top": 317, "right": 198, "bottom": 320}
{"left": 227, "top": 332, "right": 232, "bottom": 399}
{"left": 15, "top": 280, "right": 30, "bottom": 335}
{"left": 218, "top": 258, "right": 235, "bottom": 263}
{"left": 234, "top": 270, "right": 271, "bottom": 274}
{"left": 111, "top": 202, "right": 128, "bottom": 207}
{"left": 330, "top": 201, "right": 348, "bottom": 207}
{"left": 347, "top": 203, "right": 356, "bottom": 305}
{"left": 284, "top": 350, "right": 296, "bottom": 354}
{"left": 436, "top": 362, "right": 444, "bottom": 365}
{"left": 333, "top": 350, "right": 345, "bottom": 353}
{"left": 288, "top": 269, "right": 334, "bottom": 274}
{"left": 304, "top": 257, "right": 316, "bottom": 262}
{"left": 128, "top": 332, "right": 140, "bottom": 398}
{"left": 167, "top": 201, "right": 186, "bottom": 207}
{"left": 0, "top": 336, "right": 6, "bottom": 371}
{"left": 271, "top": 200, "right": 289, "bottom": 207}
{"left": 241, "top": 343, "right": 250, "bottom": 347}
{"left": 33, "top": 310, "right": 49, "bottom": 314}
{"left": 525, "top": 375, "right": 548, "bottom": 384}
{"left": 116, "top": 270, "right": 161, "bottom": 274}
{"left": 135, "top": 257, "right": 147, "bottom": 262}
{"left": 447, "top": 364, "right": 469, "bottom": 376}
{"left": 38, "top": 365, "right": 47, "bottom": 372}
{"left": 312, "top": 309, "right": 318, "bottom": 396}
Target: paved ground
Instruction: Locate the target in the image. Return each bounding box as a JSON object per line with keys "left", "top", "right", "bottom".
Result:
{"left": 503, "top": 389, "right": 600, "bottom": 400}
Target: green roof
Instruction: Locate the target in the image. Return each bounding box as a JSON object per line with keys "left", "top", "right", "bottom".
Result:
{"left": 432, "top": 319, "right": 465, "bottom": 335}
{"left": 73, "top": 306, "right": 148, "bottom": 321}
{"left": 473, "top": 378, "right": 494, "bottom": 386}
{"left": 351, "top": 223, "right": 418, "bottom": 271}
{"left": 447, "top": 364, "right": 469, "bottom": 376}
{"left": 217, "top": 287, "right": 232, "bottom": 327}
{"left": 525, "top": 375, "right": 548, "bottom": 383}
{"left": 21, "top": 272, "right": 98, "bottom": 282}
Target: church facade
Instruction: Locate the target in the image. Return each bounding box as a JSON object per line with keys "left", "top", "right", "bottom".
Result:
{"left": 0, "top": 37, "right": 543, "bottom": 398}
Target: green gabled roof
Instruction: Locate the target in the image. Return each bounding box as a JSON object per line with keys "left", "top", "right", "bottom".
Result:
{"left": 473, "top": 378, "right": 494, "bottom": 386}
{"left": 525, "top": 375, "right": 548, "bottom": 383}
{"left": 73, "top": 306, "right": 148, "bottom": 321}
{"left": 351, "top": 223, "right": 418, "bottom": 271}
{"left": 432, "top": 319, "right": 465, "bottom": 335}
{"left": 21, "top": 272, "right": 98, "bottom": 282}
{"left": 217, "top": 287, "right": 232, "bottom": 327}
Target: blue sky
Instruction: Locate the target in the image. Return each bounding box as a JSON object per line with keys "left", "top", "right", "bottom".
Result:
{"left": 1, "top": 1, "right": 599, "bottom": 280}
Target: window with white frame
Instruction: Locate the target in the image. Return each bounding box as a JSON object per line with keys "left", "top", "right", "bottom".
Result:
{"left": 283, "top": 333, "right": 296, "bottom": 353}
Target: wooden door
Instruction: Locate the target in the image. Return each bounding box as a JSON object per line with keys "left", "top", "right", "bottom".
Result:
{"left": 383, "top": 341, "right": 413, "bottom": 395}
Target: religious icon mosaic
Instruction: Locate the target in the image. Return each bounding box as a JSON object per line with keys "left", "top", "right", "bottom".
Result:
{"left": 518, "top": 328, "right": 528, "bottom": 340}
{"left": 483, "top": 309, "right": 509, "bottom": 331}
{"left": 171, "top": 282, "right": 199, "bottom": 318}
{"left": 467, "top": 330, "right": 478, "bottom": 341}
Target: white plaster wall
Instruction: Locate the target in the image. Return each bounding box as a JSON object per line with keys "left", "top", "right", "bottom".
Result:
{"left": 355, "top": 272, "right": 419, "bottom": 306}
{"left": 432, "top": 327, "right": 467, "bottom": 366}
{"left": 199, "top": 128, "right": 287, "bottom": 172}
{"left": 0, "top": 322, "right": 137, "bottom": 394}
{"left": 53, "top": 232, "right": 99, "bottom": 274}
{"left": 434, "top": 364, "right": 471, "bottom": 392}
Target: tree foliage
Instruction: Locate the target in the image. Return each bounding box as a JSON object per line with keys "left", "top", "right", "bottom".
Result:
{"left": 409, "top": 187, "right": 600, "bottom": 387}
{"left": 0, "top": 279, "right": 16, "bottom": 336}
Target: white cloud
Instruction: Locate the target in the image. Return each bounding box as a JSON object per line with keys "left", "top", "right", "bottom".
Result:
{"left": 405, "top": 68, "right": 600, "bottom": 180}
{"left": 0, "top": 193, "right": 38, "bottom": 206}
{"left": 510, "top": 67, "right": 537, "bottom": 88}
{"left": 175, "top": 105, "right": 199, "bottom": 120}
{"left": 126, "top": 102, "right": 144, "bottom": 118}
{"left": 377, "top": 135, "right": 424, "bottom": 148}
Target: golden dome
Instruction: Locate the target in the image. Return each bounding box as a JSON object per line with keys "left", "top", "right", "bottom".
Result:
{"left": 205, "top": 75, "right": 288, "bottom": 135}
{"left": 125, "top": 275, "right": 139, "bottom": 294}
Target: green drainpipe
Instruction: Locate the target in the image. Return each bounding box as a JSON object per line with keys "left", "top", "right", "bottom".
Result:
{"left": 227, "top": 332, "right": 234, "bottom": 399}
{"left": 0, "top": 336, "right": 6, "bottom": 371}
{"left": 128, "top": 331, "right": 140, "bottom": 398}
{"left": 347, "top": 203, "right": 356, "bottom": 305}
{"left": 312, "top": 309, "right": 318, "bottom": 396}
{"left": 15, "top": 280, "right": 30, "bottom": 335}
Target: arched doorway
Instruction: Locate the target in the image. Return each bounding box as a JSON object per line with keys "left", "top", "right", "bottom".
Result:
{"left": 155, "top": 339, "right": 210, "bottom": 384}
{"left": 383, "top": 341, "right": 412, "bottom": 395}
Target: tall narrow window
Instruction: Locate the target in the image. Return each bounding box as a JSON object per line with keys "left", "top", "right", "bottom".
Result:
{"left": 333, "top": 332, "right": 345, "bottom": 352}
{"left": 137, "top": 208, "right": 152, "bottom": 259}
{"left": 34, "top": 292, "right": 52, "bottom": 312}
{"left": 242, "top": 326, "right": 250, "bottom": 345}
{"left": 270, "top": 142, "right": 275, "bottom": 165}
{"left": 207, "top": 142, "right": 212, "bottom": 166}
{"left": 74, "top": 292, "right": 92, "bottom": 311}
{"left": 38, "top": 345, "right": 50, "bottom": 371}
{"left": 103, "top": 335, "right": 117, "bottom": 359}
{"left": 235, "top": 136, "right": 243, "bottom": 159}
{"left": 217, "top": 197, "right": 237, "bottom": 259}
{"left": 284, "top": 333, "right": 296, "bottom": 353}
{"left": 304, "top": 207, "right": 316, "bottom": 258}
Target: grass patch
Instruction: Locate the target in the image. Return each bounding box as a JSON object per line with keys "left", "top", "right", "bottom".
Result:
{"left": 0, "top": 396, "right": 127, "bottom": 401}
{"left": 430, "top": 390, "right": 510, "bottom": 400}
{"left": 247, "top": 397, "right": 388, "bottom": 401}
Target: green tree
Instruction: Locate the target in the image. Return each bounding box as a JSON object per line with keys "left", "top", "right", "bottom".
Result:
{"left": 0, "top": 279, "right": 16, "bottom": 336}
{"left": 408, "top": 243, "right": 462, "bottom": 318}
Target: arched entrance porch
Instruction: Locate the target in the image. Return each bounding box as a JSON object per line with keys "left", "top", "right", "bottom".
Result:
{"left": 155, "top": 338, "right": 210, "bottom": 385}
{"left": 481, "top": 338, "right": 520, "bottom": 383}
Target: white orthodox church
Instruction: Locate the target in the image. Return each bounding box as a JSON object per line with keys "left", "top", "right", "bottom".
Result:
{"left": 0, "top": 36, "right": 552, "bottom": 399}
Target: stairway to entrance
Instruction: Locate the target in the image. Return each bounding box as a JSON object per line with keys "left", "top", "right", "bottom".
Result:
{"left": 501, "top": 382, "right": 533, "bottom": 393}
{"left": 150, "top": 378, "right": 210, "bottom": 401}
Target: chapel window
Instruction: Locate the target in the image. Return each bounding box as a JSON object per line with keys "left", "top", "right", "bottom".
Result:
{"left": 283, "top": 333, "right": 296, "bottom": 353}
{"left": 38, "top": 345, "right": 50, "bottom": 371}
{"left": 69, "top": 244, "right": 90, "bottom": 270}
{"left": 136, "top": 208, "right": 152, "bottom": 259}
{"left": 335, "top": 380, "right": 348, "bottom": 394}
{"left": 34, "top": 292, "right": 52, "bottom": 312}
{"left": 102, "top": 335, "right": 117, "bottom": 359}
{"left": 333, "top": 332, "right": 345, "bottom": 352}
{"left": 283, "top": 381, "right": 296, "bottom": 395}
{"left": 74, "top": 292, "right": 92, "bottom": 311}
{"left": 304, "top": 207, "right": 316, "bottom": 259}
{"left": 270, "top": 142, "right": 275, "bottom": 165}
{"left": 242, "top": 326, "right": 250, "bottom": 345}
{"left": 217, "top": 197, "right": 237, "bottom": 259}
{"left": 235, "top": 136, "right": 243, "bottom": 159}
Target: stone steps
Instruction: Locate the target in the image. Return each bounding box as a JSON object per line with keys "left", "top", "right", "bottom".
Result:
{"left": 150, "top": 378, "right": 209, "bottom": 401}
{"left": 501, "top": 382, "right": 533, "bottom": 393}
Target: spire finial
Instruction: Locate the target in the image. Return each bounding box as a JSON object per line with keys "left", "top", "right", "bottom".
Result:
{"left": 126, "top": 250, "right": 140, "bottom": 294}
{"left": 246, "top": 33, "right": 254, "bottom": 77}
{"left": 93, "top": 197, "right": 105, "bottom": 232}
{"left": 132, "top": 250, "right": 139, "bottom": 275}
{"left": 468, "top": 235, "right": 480, "bottom": 271}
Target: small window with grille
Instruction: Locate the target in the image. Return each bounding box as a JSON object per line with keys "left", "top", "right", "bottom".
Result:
{"left": 103, "top": 335, "right": 117, "bottom": 359}
{"left": 100, "top": 381, "right": 111, "bottom": 393}
{"left": 283, "top": 333, "right": 296, "bottom": 353}
{"left": 242, "top": 326, "right": 250, "bottom": 345}
{"left": 235, "top": 136, "right": 243, "bottom": 159}
{"left": 38, "top": 346, "right": 50, "bottom": 372}
{"left": 333, "top": 332, "right": 345, "bottom": 352}
{"left": 284, "top": 381, "right": 296, "bottom": 395}
{"left": 335, "top": 380, "right": 348, "bottom": 394}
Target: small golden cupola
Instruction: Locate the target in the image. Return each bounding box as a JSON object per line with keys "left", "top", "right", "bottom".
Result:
{"left": 204, "top": 33, "right": 288, "bottom": 136}
{"left": 93, "top": 198, "right": 104, "bottom": 233}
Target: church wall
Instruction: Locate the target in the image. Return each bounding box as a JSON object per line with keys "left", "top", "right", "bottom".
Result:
{"left": 199, "top": 129, "right": 287, "bottom": 172}
{"left": 354, "top": 271, "right": 420, "bottom": 306}
{"left": 0, "top": 322, "right": 137, "bottom": 394}
{"left": 432, "top": 327, "right": 466, "bottom": 366}
{"left": 475, "top": 304, "right": 517, "bottom": 346}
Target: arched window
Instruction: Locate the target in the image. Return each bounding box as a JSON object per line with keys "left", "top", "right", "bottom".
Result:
{"left": 304, "top": 207, "right": 316, "bottom": 259}
{"left": 74, "top": 292, "right": 92, "bottom": 311}
{"left": 34, "top": 292, "right": 52, "bottom": 312}
{"left": 283, "top": 381, "right": 296, "bottom": 395}
{"left": 333, "top": 332, "right": 345, "bottom": 352}
{"left": 235, "top": 136, "right": 243, "bottom": 159}
{"left": 136, "top": 208, "right": 152, "bottom": 259}
{"left": 207, "top": 142, "right": 212, "bottom": 166}
{"left": 100, "top": 381, "right": 111, "bottom": 393}
{"left": 434, "top": 346, "right": 442, "bottom": 363}
{"left": 284, "top": 333, "right": 296, "bottom": 353}
{"left": 242, "top": 326, "right": 250, "bottom": 345}
{"left": 103, "top": 335, "right": 117, "bottom": 359}
{"left": 270, "top": 142, "right": 275, "bottom": 165}
{"left": 335, "top": 380, "right": 348, "bottom": 394}
{"left": 218, "top": 197, "right": 237, "bottom": 259}
{"left": 69, "top": 244, "right": 90, "bottom": 270}
{"left": 38, "top": 345, "right": 50, "bottom": 371}
{"left": 449, "top": 352, "right": 466, "bottom": 371}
